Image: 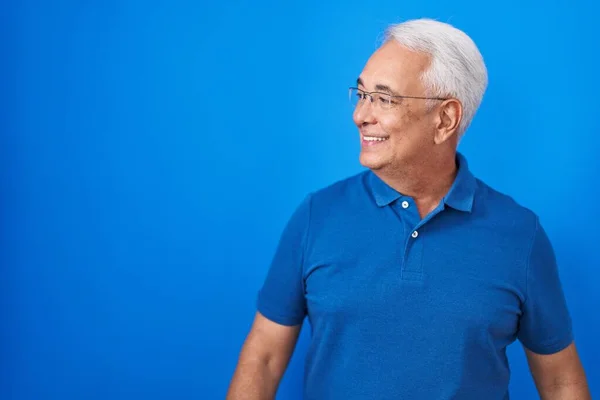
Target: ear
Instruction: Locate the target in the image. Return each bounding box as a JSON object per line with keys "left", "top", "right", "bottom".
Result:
{"left": 434, "top": 99, "right": 462, "bottom": 145}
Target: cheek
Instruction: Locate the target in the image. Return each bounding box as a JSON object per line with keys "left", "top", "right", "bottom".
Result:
{"left": 378, "top": 113, "right": 408, "bottom": 136}
{"left": 381, "top": 106, "right": 434, "bottom": 138}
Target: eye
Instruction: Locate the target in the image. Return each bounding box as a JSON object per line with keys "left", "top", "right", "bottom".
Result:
{"left": 377, "top": 94, "right": 392, "bottom": 105}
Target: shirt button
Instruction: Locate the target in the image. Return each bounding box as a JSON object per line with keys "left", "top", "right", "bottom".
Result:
{"left": 411, "top": 231, "right": 419, "bottom": 238}
{"left": 401, "top": 201, "right": 409, "bottom": 209}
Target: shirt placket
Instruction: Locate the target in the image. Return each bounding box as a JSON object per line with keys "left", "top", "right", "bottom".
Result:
{"left": 393, "top": 198, "right": 445, "bottom": 282}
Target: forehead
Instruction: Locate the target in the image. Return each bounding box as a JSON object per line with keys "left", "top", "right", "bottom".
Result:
{"left": 359, "top": 40, "right": 430, "bottom": 91}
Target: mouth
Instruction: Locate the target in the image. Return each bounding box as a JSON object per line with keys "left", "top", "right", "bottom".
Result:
{"left": 361, "top": 135, "right": 390, "bottom": 146}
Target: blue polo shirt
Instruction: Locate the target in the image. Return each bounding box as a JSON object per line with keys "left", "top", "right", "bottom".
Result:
{"left": 256, "top": 152, "right": 573, "bottom": 399}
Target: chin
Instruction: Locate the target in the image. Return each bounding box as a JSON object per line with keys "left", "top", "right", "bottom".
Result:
{"left": 359, "top": 152, "right": 389, "bottom": 170}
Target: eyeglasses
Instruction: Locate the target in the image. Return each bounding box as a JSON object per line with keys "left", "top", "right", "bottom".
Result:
{"left": 348, "top": 87, "right": 449, "bottom": 110}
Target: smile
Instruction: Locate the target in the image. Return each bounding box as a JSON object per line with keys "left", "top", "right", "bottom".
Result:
{"left": 363, "top": 136, "right": 389, "bottom": 142}
{"left": 362, "top": 135, "right": 390, "bottom": 146}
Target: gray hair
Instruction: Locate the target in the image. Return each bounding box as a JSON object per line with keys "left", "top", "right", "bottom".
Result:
{"left": 384, "top": 18, "right": 488, "bottom": 138}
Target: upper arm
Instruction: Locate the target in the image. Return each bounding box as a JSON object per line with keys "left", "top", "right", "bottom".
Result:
{"left": 517, "top": 217, "right": 573, "bottom": 354}
{"left": 518, "top": 218, "right": 589, "bottom": 397}
{"left": 240, "top": 195, "right": 311, "bottom": 375}
{"left": 256, "top": 194, "right": 312, "bottom": 326}
{"left": 525, "top": 342, "right": 590, "bottom": 398}
{"left": 239, "top": 312, "right": 302, "bottom": 376}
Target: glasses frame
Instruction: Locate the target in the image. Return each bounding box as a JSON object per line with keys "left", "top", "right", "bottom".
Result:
{"left": 348, "top": 87, "right": 449, "bottom": 109}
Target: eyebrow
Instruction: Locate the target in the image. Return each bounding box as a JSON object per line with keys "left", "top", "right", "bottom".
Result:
{"left": 356, "top": 77, "right": 398, "bottom": 95}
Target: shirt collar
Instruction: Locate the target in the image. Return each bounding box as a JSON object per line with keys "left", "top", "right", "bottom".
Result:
{"left": 443, "top": 152, "right": 477, "bottom": 212}
{"left": 367, "top": 152, "right": 477, "bottom": 212}
{"left": 368, "top": 169, "right": 403, "bottom": 207}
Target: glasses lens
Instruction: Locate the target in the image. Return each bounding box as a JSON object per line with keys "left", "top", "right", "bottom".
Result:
{"left": 349, "top": 88, "right": 361, "bottom": 108}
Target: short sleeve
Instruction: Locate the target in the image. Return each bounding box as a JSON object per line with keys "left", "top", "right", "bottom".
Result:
{"left": 256, "top": 194, "right": 311, "bottom": 326}
{"left": 517, "top": 217, "right": 573, "bottom": 354}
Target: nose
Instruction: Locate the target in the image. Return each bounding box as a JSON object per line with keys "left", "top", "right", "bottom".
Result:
{"left": 353, "top": 98, "right": 377, "bottom": 127}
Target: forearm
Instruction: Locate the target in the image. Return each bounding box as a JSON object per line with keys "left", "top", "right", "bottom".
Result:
{"left": 226, "top": 358, "right": 280, "bottom": 400}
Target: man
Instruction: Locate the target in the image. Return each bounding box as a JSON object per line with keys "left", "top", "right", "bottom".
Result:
{"left": 226, "top": 18, "right": 590, "bottom": 399}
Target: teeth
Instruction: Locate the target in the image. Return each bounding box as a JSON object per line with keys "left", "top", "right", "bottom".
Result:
{"left": 364, "top": 136, "right": 389, "bottom": 142}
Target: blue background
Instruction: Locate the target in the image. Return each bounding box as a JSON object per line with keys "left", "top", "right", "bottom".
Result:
{"left": 2, "top": 0, "right": 599, "bottom": 399}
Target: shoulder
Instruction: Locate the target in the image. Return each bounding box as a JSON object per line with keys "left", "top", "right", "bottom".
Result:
{"left": 282, "top": 171, "right": 368, "bottom": 230}
{"left": 473, "top": 177, "right": 540, "bottom": 240}
{"left": 307, "top": 170, "right": 370, "bottom": 207}
{"left": 292, "top": 170, "right": 371, "bottom": 230}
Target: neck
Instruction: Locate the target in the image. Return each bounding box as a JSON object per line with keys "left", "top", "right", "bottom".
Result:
{"left": 374, "top": 151, "right": 458, "bottom": 217}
